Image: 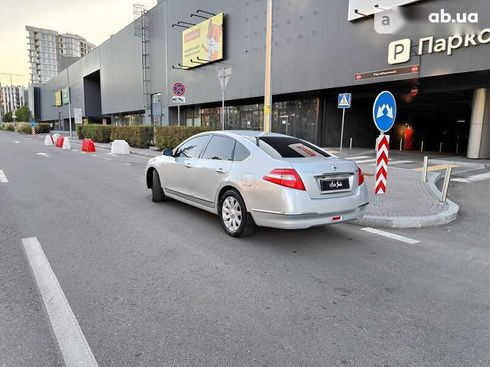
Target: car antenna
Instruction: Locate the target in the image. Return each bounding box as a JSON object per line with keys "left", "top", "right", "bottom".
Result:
{"left": 255, "top": 131, "right": 266, "bottom": 146}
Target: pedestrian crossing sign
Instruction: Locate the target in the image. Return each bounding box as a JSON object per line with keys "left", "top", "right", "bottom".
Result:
{"left": 338, "top": 93, "right": 352, "bottom": 109}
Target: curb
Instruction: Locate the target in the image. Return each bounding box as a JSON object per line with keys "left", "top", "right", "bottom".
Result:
{"left": 353, "top": 172, "right": 459, "bottom": 229}
{"left": 69, "top": 139, "right": 159, "bottom": 158}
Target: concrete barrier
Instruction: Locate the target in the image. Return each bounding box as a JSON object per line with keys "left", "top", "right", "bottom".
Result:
{"left": 55, "top": 136, "right": 64, "bottom": 148}
{"left": 44, "top": 135, "right": 54, "bottom": 146}
{"left": 52, "top": 133, "right": 60, "bottom": 143}
{"left": 111, "top": 140, "right": 130, "bottom": 155}
{"left": 81, "top": 139, "right": 96, "bottom": 153}
{"left": 62, "top": 138, "right": 71, "bottom": 150}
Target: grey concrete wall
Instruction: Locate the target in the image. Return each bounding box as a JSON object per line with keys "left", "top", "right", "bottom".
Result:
{"left": 37, "top": 0, "right": 490, "bottom": 121}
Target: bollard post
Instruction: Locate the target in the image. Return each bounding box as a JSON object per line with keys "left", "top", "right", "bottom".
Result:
{"left": 420, "top": 140, "right": 424, "bottom": 153}
{"left": 439, "top": 141, "right": 443, "bottom": 153}
{"left": 399, "top": 138, "right": 403, "bottom": 151}
{"left": 349, "top": 137, "right": 353, "bottom": 150}
{"left": 422, "top": 156, "right": 429, "bottom": 182}
{"left": 456, "top": 142, "right": 459, "bottom": 155}
{"left": 440, "top": 166, "right": 453, "bottom": 202}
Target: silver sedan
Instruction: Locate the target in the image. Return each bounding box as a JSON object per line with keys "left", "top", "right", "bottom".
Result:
{"left": 146, "top": 130, "right": 368, "bottom": 237}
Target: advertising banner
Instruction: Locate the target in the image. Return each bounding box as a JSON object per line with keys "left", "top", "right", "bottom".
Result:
{"left": 55, "top": 91, "right": 62, "bottom": 107}
{"left": 62, "top": 87, "right": 70, "bottom": 105}
{"left": 182, "top": 13, "right": 224, "bottom": 68}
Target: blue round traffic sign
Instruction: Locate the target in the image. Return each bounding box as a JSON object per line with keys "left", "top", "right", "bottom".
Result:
{"left": 372, "top": 91, "right": 397, "bottom": 133}
{"left": 172, "top": 82, "right": 186, "bottom": 96}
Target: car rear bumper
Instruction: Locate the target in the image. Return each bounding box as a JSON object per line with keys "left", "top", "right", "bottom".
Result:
{"left": 247, "top": 183, "right": 369, "bottom": 230}
{"left": 251, "top": 203, "right": 367, "bottom": 229}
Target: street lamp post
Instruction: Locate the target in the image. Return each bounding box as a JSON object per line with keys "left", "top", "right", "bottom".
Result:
{"left": 263, "top": 0, "right": 273, "bottom": 132}
{"left": 65, "top": 59, "right": 73, "bottom": 139}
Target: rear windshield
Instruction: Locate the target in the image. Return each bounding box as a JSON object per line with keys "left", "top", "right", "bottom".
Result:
{"left": 257, "top": 137, "right": 330, "bottom": 158}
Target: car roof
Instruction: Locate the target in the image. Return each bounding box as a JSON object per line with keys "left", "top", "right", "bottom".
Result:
{"left": 210, "top": 130, "right": 291, "bottom": 139}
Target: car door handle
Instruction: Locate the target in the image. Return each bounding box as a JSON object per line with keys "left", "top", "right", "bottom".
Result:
{"left": 216, "top": 168, "right": 227, "bottom": 174}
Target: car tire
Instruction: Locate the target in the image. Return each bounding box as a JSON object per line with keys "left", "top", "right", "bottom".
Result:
{"left": 219, "top": 189, "right": 255, "bottom": 238}
{"left": 151, "top": 170, "right": 165, "bottom": 202}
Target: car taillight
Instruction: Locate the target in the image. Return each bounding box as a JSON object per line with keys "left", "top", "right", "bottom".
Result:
{"left": 358, "top": 167, "right": 365, "bottom": 186}
{"left": 263, "top": 168, "right": 306, "bottom": 191}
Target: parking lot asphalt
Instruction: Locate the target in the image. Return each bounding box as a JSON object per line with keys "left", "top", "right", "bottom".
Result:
{"left": 1, "top": 131, "right": 489, "bottom": 367}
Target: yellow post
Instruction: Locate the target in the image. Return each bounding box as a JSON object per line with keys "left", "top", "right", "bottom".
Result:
{"left": 263, "top": 0, "right": 273, "bottom": 132}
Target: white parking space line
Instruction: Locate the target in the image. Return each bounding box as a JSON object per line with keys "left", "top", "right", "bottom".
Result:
{"left": 22, "top": 237, "right": 99, "bottom": 367}
{"left": 36, "top": 152, "right": 50, "bottom": 158}
{"left": 452, "top": 178, "right": 470, "bottom": 183}
{"left": 465, "top": 172, "right": 490, "bottom": 182}
{"left": 355, "top": 158, "right": 377, "bottom": 164}
{"left": 361, "top": 227, "right": 420, "bottom": 245}
{"left": 345, "top": 155, "right": 371, "bottom": 160}
{"left": 0, "top": 170, "right": 8, "bottom": 183}
{"left": 14, "top": 141, "right": 20, "bottom": 144}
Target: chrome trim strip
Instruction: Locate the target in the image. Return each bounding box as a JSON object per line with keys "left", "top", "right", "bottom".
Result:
{"left": 252, "top": 204, "right": 367, "bottom": 218}
{"left": 165, "top": 188, "right": 214, "bottom": 208}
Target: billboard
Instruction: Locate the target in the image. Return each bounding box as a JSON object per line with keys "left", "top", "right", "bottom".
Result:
{"left": 62, "top": 87, "right": 70, "bottom": 105}
{"left": 182, "top": 13, "right": 224, "bottom": 68}
{"left": 55, "top": 91, "right": 62, "bottom": 107}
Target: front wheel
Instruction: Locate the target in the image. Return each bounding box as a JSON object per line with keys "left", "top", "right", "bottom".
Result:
{"left": 151, "top": 170, "right": 165, "bottom": 202}
{"left": 219, "top": 190, "right": 255, "bottom": 237}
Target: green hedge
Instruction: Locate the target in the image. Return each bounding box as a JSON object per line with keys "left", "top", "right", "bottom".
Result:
{"left": 76, "top": 124, "right": 112, "bottom": 143}
{"left": 3, "top": 123, "right": 15, "bottom": 131}
{"left": 16, "top": 122, "right": 32, "bottom": 134}
{"left": 37, "top": 123, "right": 52, "bottom": 133}
{"left": 110, "top": 126, "right": 154, "bottom": 149}
{"left": 154, "top": 126, "right": 213, "bottom": 150}
{"left": 74, "top": 124, "right": 212, "bottom": 149}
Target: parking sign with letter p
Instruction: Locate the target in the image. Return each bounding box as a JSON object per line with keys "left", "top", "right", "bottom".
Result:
{"left": 388, "top": 39, "right": 411, "bottom": 65}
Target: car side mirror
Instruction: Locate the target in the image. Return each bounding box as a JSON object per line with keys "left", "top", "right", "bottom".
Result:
{"left": 162, "top": 148, "right": 174, "bottom": 157}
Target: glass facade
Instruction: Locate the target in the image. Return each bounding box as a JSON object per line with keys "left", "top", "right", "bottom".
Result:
{"left": 173, "top": 97, "right": 320, "bottom": 143}
{"left": 113, "top": 113, "right": 144, "bottom": 125}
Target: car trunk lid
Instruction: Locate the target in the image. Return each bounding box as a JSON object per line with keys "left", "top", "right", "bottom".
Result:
{"left": 282, "top": 157, "right": 358, "bottom": 199}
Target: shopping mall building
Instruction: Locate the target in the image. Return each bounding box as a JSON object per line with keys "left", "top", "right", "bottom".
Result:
{"left": 30, "top": 0, "right": 490, "bottom": 158}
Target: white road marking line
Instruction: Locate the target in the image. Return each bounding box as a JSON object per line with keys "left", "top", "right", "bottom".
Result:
{"left": 451, "top": 178, "right": 470, "bottom": 183}
{"left": 367, "top": 160, "right": 414, "bottom": 166}
{"left": 345, "top": 155, "right": 371, "bottom": 160}
{"left": 36, "top": 152, "right": 50, "bottom": 157}
{"left": 355, "top": 158, "right": 377, "bottom": 164}
{"left": 361, "top": 227, "right": 420, "bottom": 245}
{"left": 388, "top": 160, "right": 413, "bottom": 165}
{"left": 0, "top": 170, "right": 8, "bottom": 183}
{"left": 14, "top": 141, "right": 20, "bottom": 144}
{"left": 22, "top": 237, "right": 99, "bottom": 367}
{"left": 466, "top": 172, "right": 490, "bottom": 182}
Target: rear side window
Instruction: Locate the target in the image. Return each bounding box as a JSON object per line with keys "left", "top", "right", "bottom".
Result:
{"left": 233, "top": 142, "right": 250, "bottom": 161}
{"left": 176, "top": 135, "right": 211, "bottom": 158}
{"left": 258, "top": 137, "right": 330, "bottom": 158}
{"left": 202, "top": 135, "right": 235, "bottom": 161}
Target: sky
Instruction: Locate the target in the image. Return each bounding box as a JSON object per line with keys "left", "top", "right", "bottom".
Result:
{"left": 0, "top": 0, "right": 156, "bottom": 87}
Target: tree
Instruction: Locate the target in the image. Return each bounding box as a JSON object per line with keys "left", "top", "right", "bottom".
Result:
{"left": 14, "top": 105, "right": 32, "bottom": 122}
{"left": 2, "top": 111, "right": 13, "bottom": 122}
